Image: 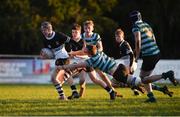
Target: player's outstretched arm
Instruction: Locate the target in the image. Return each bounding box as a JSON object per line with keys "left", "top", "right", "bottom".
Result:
{"left": 57, "top": 61, "right": 87, "bottom": 71}
{"left": 69, "top": 50, "right": 87, "bottom": 56}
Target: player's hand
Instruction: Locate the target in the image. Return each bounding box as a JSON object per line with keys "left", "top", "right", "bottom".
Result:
{"left": 68, "top": 53, "right": 74, "bottom": 59}
{"left": 69, "top": 52, "right": 75, "bottom": 57}
{"left": 129, "top": 66, "right": 134, "bottom": 74}
{"left": 40, "top": 51, "right": 46, "bottom": 59}
{"left": 131, "top": 85, "right": 146, "bottom": 94}
{"left": 130, "top": 61, "right": 137, "bottom": 74}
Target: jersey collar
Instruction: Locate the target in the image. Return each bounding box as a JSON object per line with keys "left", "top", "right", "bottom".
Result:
{"left": 46, "top": 31, "right": 55, "bottom": 40}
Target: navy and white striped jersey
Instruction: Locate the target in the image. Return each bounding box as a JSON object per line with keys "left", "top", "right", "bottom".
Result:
{"left": 132, "top": 21, "right": 160, "bottom": 57}
{"left": 117, "top": 40, "right": 133, "bottom": 58}
{"left": 81, "top": 33, "right": 101, "bottom": 46}
{"left": 86, "top": 52, "right": 116, "bottom": 74}
{"left": 42, "top": 31, "right": 70, "bottom": 50}
{"left": 65, "top": 38, "right": 84, "bottom": 52}
{"left": 42, "top": 31, "right": 70, "bottom": 59}
{"left": 116, "top": 40, "right": 134, "bottom": 68}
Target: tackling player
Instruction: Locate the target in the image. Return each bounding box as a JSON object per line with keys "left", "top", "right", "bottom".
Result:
{"left": 56, "top": 45, "right": 178, "bottom": 102}
{"left": 80, "top": 20, "right": 116, "bottom": 100}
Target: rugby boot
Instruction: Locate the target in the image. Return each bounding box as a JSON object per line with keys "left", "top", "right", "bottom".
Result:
{"left": 133, "top": 90, "right": 140, "bottom": 96}
{"left": 59, "top": 95, "right": 67, "bottom": 101}
{"left": 145, "top": 92, "right": 157, "bottom": 103}
{"left": 110, "top": 90, "right": 116, "bottom": 100}
{"left": 162, "top": 70, "right": 178, "bottom": 86}
{"left": 68, "top": 91, "right": 80, "bottom": 100}
{"left": 131, "top": 85, "right": 146, "bottom": 94}
{"left": 115, "top": 91, "right": 123, "bottom": 98}
{"left": 162, "top": 85, "right": 173, "bottom": 97}
{"left": 144, "top": 97, "right": 157, "bottom": 103}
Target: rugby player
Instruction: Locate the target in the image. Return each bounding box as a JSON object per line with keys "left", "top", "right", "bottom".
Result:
{"left": 40, "top": 21, "right": 79, "bottom": 100}
{"left": 129, "top": 10, "right": 178, "bottom": 102}
{"left": 65, "top": 23, "right": 87, "bottom": 99}
{"left": 80, "top": 20, "right": 116, "bottom": 100}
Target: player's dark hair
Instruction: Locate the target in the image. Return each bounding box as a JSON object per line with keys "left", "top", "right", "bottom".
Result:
{"left": 86, "top": 45, "right": 97, "bottom": 55}
{"left": 72, "top": 23, "right": 81, "bottom": 31}
{"left": 129, "top": 10, "right": 142, "bottom": 23}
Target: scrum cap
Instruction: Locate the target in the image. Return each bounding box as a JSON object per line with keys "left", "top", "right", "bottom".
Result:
{"left": 41, "top": 21, "right": 52, "bottom": 29}
{"left": 129, "top": 10, "right": 142, "bottom": 23}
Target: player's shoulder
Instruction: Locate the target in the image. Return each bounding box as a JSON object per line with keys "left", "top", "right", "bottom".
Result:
{"left": 92, "top": 33, "right": 101, "bottom": 40}
{"left": 93, "top": 32, "right": 100, "bottom": 37}
{"left": 78, "top": 38, "right": 84, "bottom": 43}
{"left": 124, "top": 41, "right": 132, "bottom": 48}
{"left": 123, "top": 40, "right": 130, "bottom": 45}
{"left": 56, "top": 31, "right": 68, "bottom": 37}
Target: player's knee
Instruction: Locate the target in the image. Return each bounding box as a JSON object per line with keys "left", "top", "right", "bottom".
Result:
{"left": 139, "top": 75, "right": 146, "bottom": 84}
{"left": 141, "top": 78, "right": 148, "bottom": 84}
{"left": 80, "top": 83, "right": 86, "bottom": 89}
{"left": 140, "top": 75, "right": 145, "bottom": 79}
{"left": 140, "top": 75, "right": 151, "bottom": 84}
{"left": 79, "top": 79, "right": 86, "bottom": 86}
{"left": 90, "top": 78, "right": 97, "bottom": 83}
{"left": 51, "top": 72, "right": 61, "bottom": 84}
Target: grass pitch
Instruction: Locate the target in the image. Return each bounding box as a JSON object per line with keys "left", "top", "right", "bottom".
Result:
{"left": 0, "top": 84, "right": 179, "bottom": 116}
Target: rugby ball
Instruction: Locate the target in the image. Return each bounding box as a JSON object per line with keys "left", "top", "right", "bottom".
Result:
{"left": 40, "top": 48, "right": 54, "bottom": 59}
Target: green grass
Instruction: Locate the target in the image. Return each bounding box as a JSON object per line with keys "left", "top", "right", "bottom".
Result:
{"left": 0, "top": 84, "right": 179, "bottom": 116}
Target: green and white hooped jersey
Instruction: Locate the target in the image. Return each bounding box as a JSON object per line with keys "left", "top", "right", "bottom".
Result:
{"left": 85, "top": 52, "right": 116, "bottom": 74}
{"left": 132, "top": 21, "right": 160, "bottom": 57}
{"left": 81, "top": 33, "right": 101, "bottom": 46}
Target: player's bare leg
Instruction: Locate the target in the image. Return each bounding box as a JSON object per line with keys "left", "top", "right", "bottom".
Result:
{"left": 111, "top": 79, "right": 125, "bottom": 98}
{"left": 97, "top": 70, "right": 124, "bottom": 98}
{"left": 52, "top": 69, "right": 67, "bottom": 100}
{"left": 66, "top": 77, "right": 80, "bottom": 100}
{"left": 79, "top": 70, "right": 86, "bottom": 97}
{"left": 140, "top": 70, "right": 177, "bottom": 102}
{"left": 97, "top": 70, "right": 114, "bottom": 90}
{"left": 142, "top": 70, "right": 178, "bottom": 86}
{"left": 88, "top": 70, "right": 116, "bottom": 100}
{"left": 140, "top": 70, "right": 156, "bottom": 103}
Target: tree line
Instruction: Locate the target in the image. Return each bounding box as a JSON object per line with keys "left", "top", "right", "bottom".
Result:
{"left": 0, "top": 0, "right": 180, "bottom": 59}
